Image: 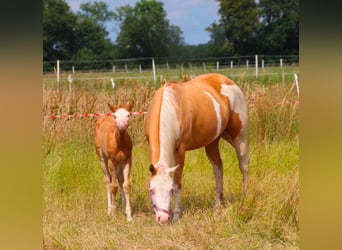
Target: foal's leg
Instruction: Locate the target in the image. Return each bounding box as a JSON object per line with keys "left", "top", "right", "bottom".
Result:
{"left": 108, "top": 160, "right": 119, "bottom": 216}
{"left": 97, "top": 153, "right": 113, "bottom": 215}
{"left": 205, "top": 138, "right": 224, "bottom": 207}
{"left": 173, "top": 144, "right": 185, "bottom": 222}
{"left": 118, "top": 161, "right": 132, "bottom": 221}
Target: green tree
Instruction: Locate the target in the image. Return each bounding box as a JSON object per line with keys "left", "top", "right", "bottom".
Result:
{"left": 208, "top": 0, "right": 299, "bottom": 56}
{"left": 43, "top": 0, "right": 77, "bottom": 61}
{"left": 257, "top": 0, "right": 299, "bottom": 54}
{"left": 114, "top": 0, "right": 184, "bottom": 58}
{"left": 206, "top": 22, "right": 228, "bottom": 56}
{"left": 72, "top": 1, "right": 116, "bottom": 61}
{"left": 213, "top": 0, "right": 259, "bottom": 56}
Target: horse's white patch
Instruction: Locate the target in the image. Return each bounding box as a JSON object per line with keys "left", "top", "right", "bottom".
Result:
{"left": 220, "top": 83, "right": 248, "bottom": 128}
{"left": 204, "top": 91, "right": 222, "bottom": 139}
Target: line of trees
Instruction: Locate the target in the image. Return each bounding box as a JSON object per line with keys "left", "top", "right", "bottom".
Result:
{"left": 43, "top": 0, "right": 298, "bottom": 62}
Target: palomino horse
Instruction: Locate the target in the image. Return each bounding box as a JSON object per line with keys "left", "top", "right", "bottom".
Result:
{"left": 94, "top": 102, "right": 133, "bottom": 221}
{"left": 145, "top": 73, "right": 249, "bottom": 225}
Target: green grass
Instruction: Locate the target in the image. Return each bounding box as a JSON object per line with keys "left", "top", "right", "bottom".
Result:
{"left": 43, "top": 71, "right": 299, "bottom": 249}
{"left": 43, "top": 139, "right": 298, "bottom": 249}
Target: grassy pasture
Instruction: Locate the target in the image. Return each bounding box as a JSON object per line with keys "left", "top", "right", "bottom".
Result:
{"left": 43, "top": 70, "right": 299, "bottom": 249}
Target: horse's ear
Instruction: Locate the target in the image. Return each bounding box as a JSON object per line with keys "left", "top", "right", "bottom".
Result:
{"left": 108, "top": 102, "right": 117, "bottom": 112}
{"left": 149, "top": 164, "right": 156, "bottom": 175}
{"left": 167, "top": 164, "right": 179, "bottom": 174}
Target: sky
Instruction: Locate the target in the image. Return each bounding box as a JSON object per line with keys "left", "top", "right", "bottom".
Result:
{"left": 65, "top": 0, "right": 220, "bottom": 45}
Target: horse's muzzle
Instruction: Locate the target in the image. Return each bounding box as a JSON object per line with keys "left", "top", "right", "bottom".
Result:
{"left": 153, "top": 205, "right": 170, "bottom": 225}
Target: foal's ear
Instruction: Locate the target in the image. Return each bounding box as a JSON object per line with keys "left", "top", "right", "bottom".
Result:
{"left": 108, "top": 103, "right": 118, "bottom": 112}
{"left": 126, "top": 101, "right": 134, "bottom": 112}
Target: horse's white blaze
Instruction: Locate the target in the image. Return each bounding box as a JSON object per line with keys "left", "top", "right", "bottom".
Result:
{"left": 220, "top": 83, "right": 248, "bottom": 128}
{"left": 204, "top": 91, "right": 222, "bottom": 139}
{"left": 159, "top": 86, "right": 180, "bottom": 167}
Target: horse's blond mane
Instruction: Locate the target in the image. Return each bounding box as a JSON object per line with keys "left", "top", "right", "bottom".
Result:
{"left": 158, "top": 86, "right": 180, "bottom": 168}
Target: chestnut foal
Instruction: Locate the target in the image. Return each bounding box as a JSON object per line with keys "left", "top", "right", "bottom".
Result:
{"left": 94, "top": 102, "right": 133, "bottom": 221}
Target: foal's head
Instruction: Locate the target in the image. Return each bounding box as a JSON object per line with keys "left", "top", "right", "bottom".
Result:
{"left": 108, "top": 102, "right": 133, "bottom": 131}
{"left": 148, "top": 163, "right": 178, "bottom": 225}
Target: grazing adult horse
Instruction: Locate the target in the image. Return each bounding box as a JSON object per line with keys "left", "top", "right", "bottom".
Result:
{"left": 94, "top": 102, "right": 133, "bottom": 221}
{"left": 145, "top": 73, "right": 249, "bottom": 225}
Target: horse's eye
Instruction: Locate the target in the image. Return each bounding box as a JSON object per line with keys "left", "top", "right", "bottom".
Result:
{"left": 149, "top": 164, "right": 155, "bottom": 173}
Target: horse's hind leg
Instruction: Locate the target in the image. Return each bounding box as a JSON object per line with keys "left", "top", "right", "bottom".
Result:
{"left": 205, "top": 138, "right": 224, "bottom": 207}
{"left": 222, "top": 130, "right": 249, "bottom": 191}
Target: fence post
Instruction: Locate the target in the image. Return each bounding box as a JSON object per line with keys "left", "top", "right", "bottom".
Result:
{"left": 294, "top": 73, "right": 299, "bottom": 96}
{"left": 246, "top": 60, "right": 249, "bottom": 68}
{"left": 152, "top": 58, "right": 156, "bottom": 82}
{"left": 56, "top": 60, "right": 60, "bottom": 91}
{"left": 280, "top": 58, "right": 283, "bottom": 68}
{"left": 230, "top": 61, "right": 233, "bottom": 69}
{"left": 139, "top": 64, "right": 142, "bottom": 73}
{"left": 125, "top": 64, "right": 128, "bottom": 72}
{"left": 255, "top": 55, "right": 258, "bottom": 78}
{"left": 112, "top": 66, "right": 115, "bottom": 72}
{"left": 262, "top": 59, "right": 264, "bottom": 69}
{"left": 67, "top": 74, "right": 72, "bottom": 92}
{"left": 72, "top": 65, "right": 75, "bottom": 74}
{"left": 216, "top": 61, "right": 219, "bottom": 71}
{"left": 202, "top": 62, "right": 206, "bottom": 72}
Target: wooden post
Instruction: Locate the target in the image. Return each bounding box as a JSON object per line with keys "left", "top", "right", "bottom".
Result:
{"left": 152, "top": 58, "right": 156, "bottom": 82}
{"left": 255, "top": 55, "right": 258, "bottom": 78}
{"left": 56, "top": 60, "right": 60, "bottom": 91}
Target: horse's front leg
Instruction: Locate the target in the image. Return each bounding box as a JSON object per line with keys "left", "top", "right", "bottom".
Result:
{"left": 173, "top": 144, "right": 185, "bottom": 222}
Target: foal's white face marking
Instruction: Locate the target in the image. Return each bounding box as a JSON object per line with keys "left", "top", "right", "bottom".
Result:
{"left": 204, "top": 91, "right": 222, "bottom": 139}
{"left": 113, "top": 108, "right": 130, "bottom": 131}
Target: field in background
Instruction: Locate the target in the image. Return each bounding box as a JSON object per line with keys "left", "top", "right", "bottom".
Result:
{"left": 43, "top": 69, "right": 299, "bottom": 249}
